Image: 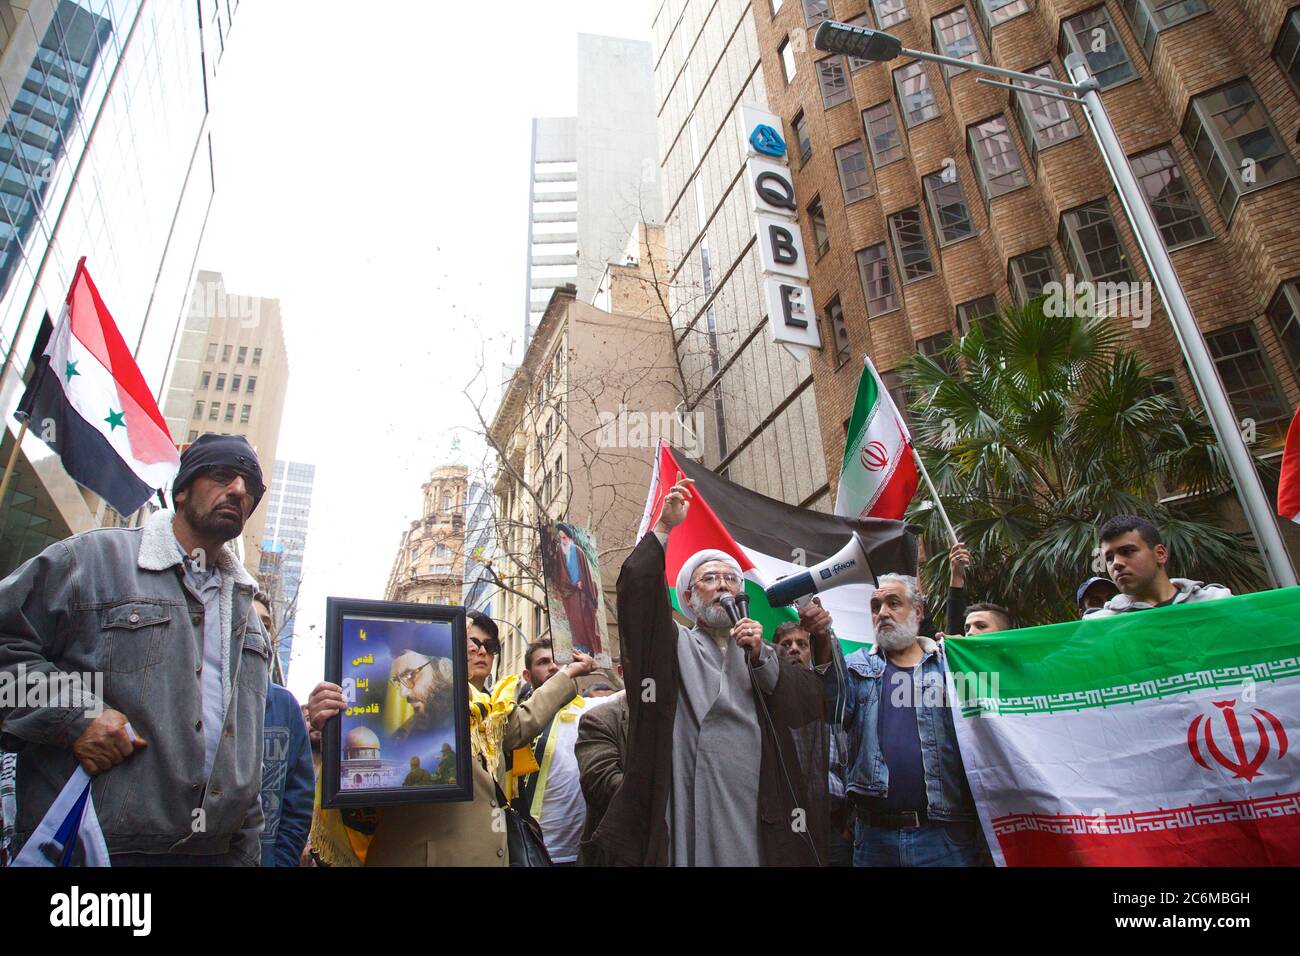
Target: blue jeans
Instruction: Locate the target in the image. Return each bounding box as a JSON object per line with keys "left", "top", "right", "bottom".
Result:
{"left": 852, "top": 818, "right": 991, "bottom": 867}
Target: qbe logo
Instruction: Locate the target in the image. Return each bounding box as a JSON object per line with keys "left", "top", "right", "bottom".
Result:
{"left": 49, "top": 886, "right": 151, "bottom": 936}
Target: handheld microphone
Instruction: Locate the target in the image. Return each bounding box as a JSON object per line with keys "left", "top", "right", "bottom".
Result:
{"left": 735, "top": 592, "right": 750, "bottom": 620}
{"left": 719, "top": 593, "right": 743, "bottom": 626}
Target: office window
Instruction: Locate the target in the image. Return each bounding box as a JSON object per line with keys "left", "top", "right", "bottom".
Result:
{"left": 222, "top": 345, "right": 232, "bottom": 362}
{"left": 922, "top": 170, "right": 975, "bottom": 245}
{"left": 252, "top": 347, "right": 262, "bottom": 366}
{"left": 918, "top": 332, "right": 958, "bottom": 374}
{"left": 215, "top": 373, "right": 226, "bottom": 390}
{"left": 1182, "top": 79, "right": 1299, "bottom": 223}
{"left": 792, "top": 111, "right": 813, "bottom": 164}
{"left": 802, "top": 0, "right": 832, "bottom": 25}
{"left": 968, "top": 116, "right": 1029, "bottom": 204}
{"left": 932, "top": 7, "right": 983, "bottom": 81}
{"left": 857, "top": 243, "right": 900, "bottom": 316}
{"left": 872, "top": 0, "right": 911, "bottom": 28}
{"left": 247, "top": 376, "right": 257, "bottom": 393}
{"left": 231, "top": 375, "right": 241, "bottom": 391}
{"left": 894, "top": 61, "right": 939, "bottom": 127}
{"left": 1276, "top": 8, "right": 1300, "bottom": 97}
{"left": 193, "top": 401, "right": 204, "bottom": 419}
{"left": 205, "top": 343, "right": 216, "bottom": 362}
{"left": 1207, "top": 324, "right": 1288, "bottom": 428}
{"left": 863, "top": 102, "right": 906, "bottom": 166}
{"left": 187, "top": 430, "right": 198, "bottom": 443}
{"left": 208, "top": 404, "right": 219, "bottom": 421}
{"left": 826, "top": 296, "right": 851, "bottom": 367}
{"left": 957, "top": 295, "right": 1000, "bottom": 336}
{"left": 1267, "top": 280, "right": 1300, "bottom": 385}
{"left": 1008, "top": 248, "right": 1058, "bottom": 305}
{"left": 974, "top": 0, "right": 1031, "bottom": 40}
{"left": 834, "top": 140, "right": 874, "bottom": 203}
{"left": 237, "top": 346, "right": 247, "bottom": 364}
{"left": 888, "top": 208, "right": 936, "bottom": 282}
{"left": 240, "top": 405, "right": 251, "bottom": 424}
{"left": 1012, "top": 64, "right": 1081, "bottom": 164}
{"left": 1118, "top": 0, "right": 1209, "bottom": 63}
{"left": 224, "top": 404, "right": 235, "bottom": 423}
{"left": 200, "top": 372, "right": 210, "bottom": 389}
{"left": 809, "top": 197, "right": 830, "bottom": 257}
{"left": 781, "top": 38, "right": 797, "bottom": 83}
{"left": 1059, "top": 199, "right": 1137, "bottom": 284}
{"left": 1130, "top": 145, "right": 1210, "bottom": 249}
{"left": 817, "top": 56, "right": 851, "bottom": 109}
{"left": 1060, "top": 7, "right": 1135, "bottom": 90}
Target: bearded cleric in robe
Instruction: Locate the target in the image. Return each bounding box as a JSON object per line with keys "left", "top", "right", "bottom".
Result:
{"left": 543, "top": 522, "right": 604, "bottom": 658}
{"left": 590, "top": 475, "right": 834, "bottom": 866}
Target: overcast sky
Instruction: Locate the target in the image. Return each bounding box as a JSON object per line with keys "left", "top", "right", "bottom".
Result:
{"left": 197, "top": 1, "right": 653, "bottom": 701}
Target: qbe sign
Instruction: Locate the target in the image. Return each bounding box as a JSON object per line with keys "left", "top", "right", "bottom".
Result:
{"left": 737, "top": 105, "right": 819, "bottom": 359}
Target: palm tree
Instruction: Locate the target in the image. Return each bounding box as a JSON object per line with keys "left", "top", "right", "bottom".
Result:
{"left": 903, "top": 299, "right": 1268, "bottom": 625}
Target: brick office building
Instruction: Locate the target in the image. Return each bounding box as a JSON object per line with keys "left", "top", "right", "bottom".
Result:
{"left": 753, "top": 0, "right": 1300, "bottom": 524}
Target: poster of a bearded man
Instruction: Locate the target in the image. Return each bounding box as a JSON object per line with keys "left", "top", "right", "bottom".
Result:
{"left": 591, "top": 475, "right": 836, "bottom": 866}
{"left": 542, "top": 522, "right": 607, "bottom": 662}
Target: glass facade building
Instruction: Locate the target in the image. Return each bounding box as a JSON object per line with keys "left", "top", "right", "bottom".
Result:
{"left": 259, "top": 459, "right": 314, "bottom": 680}
{"left": 0, "top": 0, "right": 233, "bottom": 574}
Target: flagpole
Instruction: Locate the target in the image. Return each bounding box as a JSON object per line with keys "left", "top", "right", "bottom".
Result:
{"left": 911, "top": 444, "right": 958, "bottom": 548}
{"left": 0, "top": 419, "right": 29, "bottom": 514}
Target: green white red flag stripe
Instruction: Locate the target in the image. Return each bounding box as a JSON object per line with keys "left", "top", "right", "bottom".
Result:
{"left": 946, "top": 588, "right": 1300, "bottom": 866}
{"left": 835, "top": 357, "right": 919, "bottom": 521}
{"left": 1277, "top": 404, "right": 1300, "bottom": 524}
{"left": 636, "top": 442, "right": 917, "bottom": 652}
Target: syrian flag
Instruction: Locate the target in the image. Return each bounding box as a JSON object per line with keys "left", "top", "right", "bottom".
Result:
{"left": 947, "top": 589, "right": 1300, "bottom": 866}
{"left": 15, "top": 258, "right": 178, "bottom": 516}
{"left": 1277, "top": 404, "right": 1300, "bottom": 524}
{"left": 636, "top": 442, "right": 917, "bottom": 651}
{"left": 835, "top": 358, "right": 919, "bottom": 520}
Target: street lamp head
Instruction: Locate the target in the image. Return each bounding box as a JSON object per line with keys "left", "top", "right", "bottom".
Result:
{"left": 813, "top": 20, "right": 902, "bottom": 62}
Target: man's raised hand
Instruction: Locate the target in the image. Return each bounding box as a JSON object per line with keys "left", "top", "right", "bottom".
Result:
{"left": 654, "top": 475, "right": 694, "bottom": 533}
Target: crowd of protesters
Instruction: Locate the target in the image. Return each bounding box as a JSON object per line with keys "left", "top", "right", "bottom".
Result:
{"left": 0, "top": 437, "right": 1233, "bottom": 867}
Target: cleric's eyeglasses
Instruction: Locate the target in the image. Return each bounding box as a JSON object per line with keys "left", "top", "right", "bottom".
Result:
{"left": 694, "top": 572, "right": 741, "bottom": 588}
{"left": 390, "top": 658, "right": 434, "bottom": 690}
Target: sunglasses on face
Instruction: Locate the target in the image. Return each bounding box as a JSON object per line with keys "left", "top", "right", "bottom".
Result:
{"left": 204, "top": 465, "right": 264, "bottom": 499}
{"left": 469, "top": 637, "right": 499, "bottom": 655}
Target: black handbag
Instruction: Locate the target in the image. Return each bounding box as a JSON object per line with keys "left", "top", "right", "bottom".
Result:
{"left": 491, "top": 775, "right": 553, "bottom": 867}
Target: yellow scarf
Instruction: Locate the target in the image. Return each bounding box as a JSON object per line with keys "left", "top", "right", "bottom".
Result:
{"left": 468, "top": 674, "right": 519, "bottom": 767}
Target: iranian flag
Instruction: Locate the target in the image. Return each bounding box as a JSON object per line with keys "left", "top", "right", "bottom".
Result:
{"left": 1277, "top": 404, "right": 1300, "bottom": 524}
{"left": 636, "top": 442, "right": 917, "bottom": 652}
{"left": 947, "top": 589, "right": 1300, "bottom": 866}
{"left": 15, "top": 258, "right": 179, "bottom": 516}
{"left": 835, "top": 358, "right": 919, "bottom": 520}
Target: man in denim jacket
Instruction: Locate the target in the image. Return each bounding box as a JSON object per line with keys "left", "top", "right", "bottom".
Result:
{"left": 0, "top": 434, "right": 270, "bottom": 865}
{"left": 816, "top": 573, "right": 989, "bottom": 867}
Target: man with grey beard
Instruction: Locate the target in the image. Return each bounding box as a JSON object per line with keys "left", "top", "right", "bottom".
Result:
{"left": 822, "top": 573, "right": 989, "bottom": 866}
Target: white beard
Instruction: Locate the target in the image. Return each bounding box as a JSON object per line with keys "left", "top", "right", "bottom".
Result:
{"left": 689, "top": 592, "right": 733, "bottom": 630}
{"left": 874, "top": 614, "right": 920, "bottom": 653}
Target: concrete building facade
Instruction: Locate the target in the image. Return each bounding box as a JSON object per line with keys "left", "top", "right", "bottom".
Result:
{"left": 753, "top": 0, "right": 1300, "bottom": 522}
{"left": 651, "top": 0, "right": 831, "bottom": 509}
{"left": 162, "top": 269, "right": 290, "bottom": 573}
{"left": 384, "top": 461, "right": 468, "bottom": 607}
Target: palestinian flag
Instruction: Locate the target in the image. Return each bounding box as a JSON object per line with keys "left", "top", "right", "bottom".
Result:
{"left": 636, "top": 443, "right": 917, "bottom": 652}
{"left": 15, "top": 258, "right": 178, "bottom": 516}
{"left": 1277, "top": 404, "right": 1300, "bottom": 523}
{"left": 947, "top": 588, "right": 1300, "bottom": 866}
{"left": 835, "top": 358, "right": 918, "bottom": 520}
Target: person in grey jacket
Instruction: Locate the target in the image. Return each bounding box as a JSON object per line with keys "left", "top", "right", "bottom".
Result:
{"left": 1084, "top": 514, "right": 1232, "bottom": 619}
{"left": 0, "top": 434, "right": 271, "bottom": 865}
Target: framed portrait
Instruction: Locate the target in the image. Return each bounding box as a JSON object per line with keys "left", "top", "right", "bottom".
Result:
{"left": 539, "top": 520, "right": 613, "bottom": 668}
{"left": 322, "top": 597, "right": 473, "bottom": 809}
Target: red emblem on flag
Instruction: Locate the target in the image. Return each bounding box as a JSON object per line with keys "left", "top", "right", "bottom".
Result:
{"left": 860, "top": 440, "right": 889, "bottom": 472}
{"left": 1187, "top": 700, "right": 1288, "bottom": 782}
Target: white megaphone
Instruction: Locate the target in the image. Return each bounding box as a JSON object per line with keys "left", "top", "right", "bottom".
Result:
{"left": 764, "top": 531, "right": 874, "bottom": 607}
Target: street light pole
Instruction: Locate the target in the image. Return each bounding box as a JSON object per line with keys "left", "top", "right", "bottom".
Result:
{"left": 813, "top": 21, "right": 1297, "bottom": 588}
